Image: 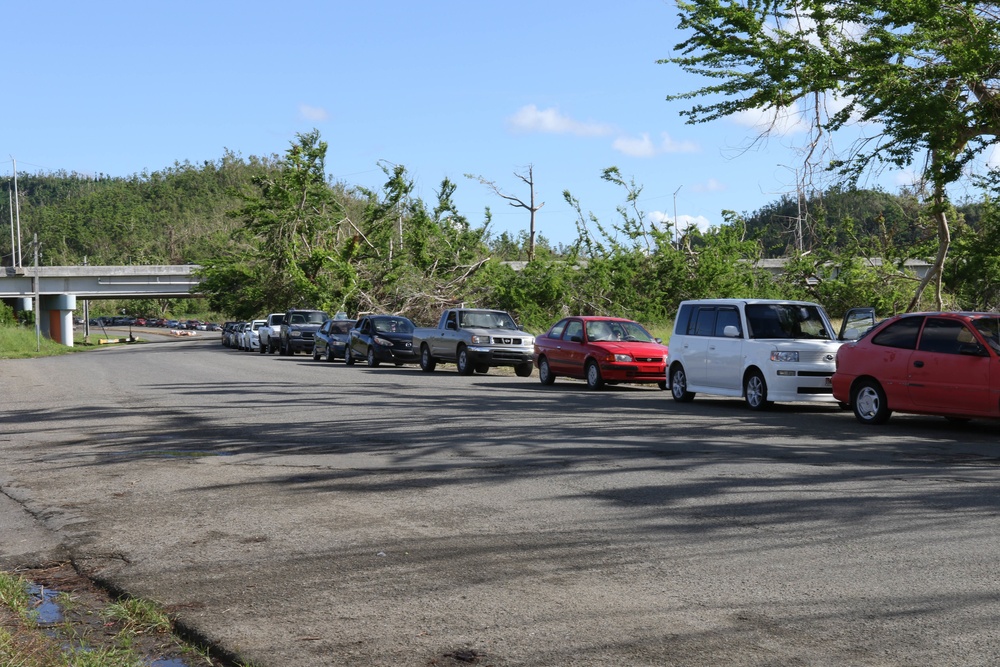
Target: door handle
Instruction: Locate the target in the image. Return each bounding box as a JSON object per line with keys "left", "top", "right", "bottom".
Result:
{"left": 913, "top": 360, "right": 924, "bottom": 368}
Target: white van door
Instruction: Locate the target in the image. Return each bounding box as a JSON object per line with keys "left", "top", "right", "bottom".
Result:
{"left": 704, "top": 306, "right": 744, "bottom": 390}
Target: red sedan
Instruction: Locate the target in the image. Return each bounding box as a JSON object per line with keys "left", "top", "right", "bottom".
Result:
{"left": 533, "top": 316, "right": 669, "bottom": 390}
{"left": 832, "top": 312, "right": 1000, "bottom": 424}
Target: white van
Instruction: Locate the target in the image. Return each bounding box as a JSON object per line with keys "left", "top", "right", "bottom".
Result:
{"left": 667, "top": 299, "right": 874, "bottom": 409}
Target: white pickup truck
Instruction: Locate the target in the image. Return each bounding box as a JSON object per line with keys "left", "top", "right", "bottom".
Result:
{"left": 257, "top": 312, "right": 285, "bottom": 355}
{"left": 412, "top": 308, "right": 535, "bottom": 376}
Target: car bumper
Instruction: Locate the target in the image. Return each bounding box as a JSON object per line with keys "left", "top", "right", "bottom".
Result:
{"left": 599, "top": 362, "right": 667, "bottom": 384}
{"left": 467, "top": 346, "right": 534, "bottom": 367}
{"left": 287, "top": 338, "right": 314, "bottom": 352}
{"left": 374, "top": 346, "right": 419, "bottom": 363}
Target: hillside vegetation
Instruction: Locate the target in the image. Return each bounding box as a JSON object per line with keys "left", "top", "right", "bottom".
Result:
{"left": 3, "top": 131, "right": 999, "bottom": 330}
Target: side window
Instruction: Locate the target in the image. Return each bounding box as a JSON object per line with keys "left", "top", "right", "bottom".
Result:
{"left": 693, "top": 307, "right": 717, "bottom": 337}
{"left": 675, "top": 304, "right": 695, "bottom": 337}
{"left": 564, "top": 320, "right": 584, "bottom": 341}
{"left": 918, "top": 318, "right": 981, "bottom": 355}
{"left": 446, "top": 312, "right": 457, "bottom": 329}
{"left": 714, "top": 307, "right": 741, "bottom": 337}
{"left": 872, "top": 317, "right": 923, "bottom": 350}
{"left": 548, "top": 319, "right": 568, "bottom": 339}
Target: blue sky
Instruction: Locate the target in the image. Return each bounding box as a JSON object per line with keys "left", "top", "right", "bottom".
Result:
{"left": 4, "top": 1, "right": 995, "bottom": 249}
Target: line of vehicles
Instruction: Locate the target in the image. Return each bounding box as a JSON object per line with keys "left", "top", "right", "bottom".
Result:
{"left": 220, "top": 299, "right": 1000, "bottom": 426}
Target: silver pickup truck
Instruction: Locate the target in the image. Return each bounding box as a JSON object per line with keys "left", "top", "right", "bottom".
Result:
{"left": 412, "top": 308, "right": 535, "bottom": 376}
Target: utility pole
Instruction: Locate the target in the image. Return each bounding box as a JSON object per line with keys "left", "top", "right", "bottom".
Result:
{"left": 12, "top": 156, "right": 22, "bottom": 267}
{"left": 33, "top": 233, "right": 40, "bottom": 351}
{"left": 673, "top": 185, "right": 683, "bottom": 249}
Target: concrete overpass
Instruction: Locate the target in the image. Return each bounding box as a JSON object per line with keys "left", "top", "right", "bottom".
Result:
{"left": 1, "top": 265, "right": 202, "bottom": 345}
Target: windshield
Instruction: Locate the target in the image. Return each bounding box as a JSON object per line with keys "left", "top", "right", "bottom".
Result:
{"left": 745, "top": 304, "right": 832, "bottom": 340}
{"left": 459, "top": 311, "right": 518, "bottom": 329}
{"left": 586, "top": 320, "right": 656, "bottom": 343}
{"left": 373, "top": 317, "right": 414, "bottom": 334}
{"left": 973, "top": 316, "right": 1000, "bottom": 354}
{"left": 328, "top": 321, "right": 353, "bottom": 334}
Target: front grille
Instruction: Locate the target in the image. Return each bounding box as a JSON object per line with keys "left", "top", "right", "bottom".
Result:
{"left": 493, "top": 350, "right": 528, "bottom": 361}
{"left": 798, "top": 351, "right": 836, "bottom": 364}
{"left": 490, "top": 337, "right": 524, "bottom": 345}
{"left": 634, "top": 356, "right": 664, "bottom": 363}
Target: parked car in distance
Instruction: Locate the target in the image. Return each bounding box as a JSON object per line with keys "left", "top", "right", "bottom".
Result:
{"left": 667, "top": 299, "right": 875, "bottom": 410}
{"left": 833, "top": 311, "right": 1000, "bottom": 425}
{"left": 534, "top": 316, "right": 669, "bottom": 390}
{"left": 412, "top": 308, "right": 535, "bottom": 376}
{"left": 313, "top": 317, "right": 355, "bottom": 362}
{"left": 278, "top": 309, "right": 329, "bottom": 356}
{"left": 243, "top": 319, "right": 267, "bottom": 352}
{"left": 346, "top": 315, "right": 418, "bottom": 367}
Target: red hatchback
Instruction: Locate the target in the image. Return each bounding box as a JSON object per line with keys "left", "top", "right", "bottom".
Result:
{"left": 832, "top": 312, "right": 1000, "bottom": 424}
{"left": 533, "top": 316, "right": 669, "bottom": 390}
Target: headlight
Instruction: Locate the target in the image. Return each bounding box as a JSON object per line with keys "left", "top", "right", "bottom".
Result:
{"left": 291, "top": 331, "right": 302, "bottom": 338}
{"left": 523, "top": 336, "right": 534, "bottom": 346}
{"left": 770, "top": 351, "right": 799, "bottom": 362}
{"left": 470, "top": 335, "right": 491, "bottom": 344}
{"left": 613, "top": 353, "right": 633, "bottom": 362}
{"left": 373, "top": 336, "right": 393, "bottom": 346}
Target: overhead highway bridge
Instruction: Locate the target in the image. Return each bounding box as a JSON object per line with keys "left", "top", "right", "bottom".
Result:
{"left": 1, "top": 265, "right": 202, "bottom": 346}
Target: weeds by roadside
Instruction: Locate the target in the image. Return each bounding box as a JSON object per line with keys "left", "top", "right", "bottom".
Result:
{"left": 0, "top": 565, "right": 235, "bottom": 667}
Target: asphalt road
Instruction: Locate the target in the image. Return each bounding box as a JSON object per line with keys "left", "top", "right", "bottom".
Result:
{"left": 2, "top": 332, "right": 1000, "bottom": 666}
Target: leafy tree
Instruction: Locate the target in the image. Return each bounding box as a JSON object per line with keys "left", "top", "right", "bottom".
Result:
{"left": 666, "top": 0, "right": 1000, "bottom": 310}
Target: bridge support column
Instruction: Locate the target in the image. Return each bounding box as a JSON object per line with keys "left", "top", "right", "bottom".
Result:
{"left": 40, "top": 294, "right": 76, "bottom": 347}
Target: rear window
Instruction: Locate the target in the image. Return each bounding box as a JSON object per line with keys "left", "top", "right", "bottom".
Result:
{"left": 871, "top": 316, "right": 923, "bottom": 349}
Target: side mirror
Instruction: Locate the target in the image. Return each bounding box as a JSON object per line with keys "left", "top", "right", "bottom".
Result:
{"left": 570, "top": 335, "right": 583, "bottom": 343}
{"left": 446, "top": 321, "right": 457, "bottom": 330}
{"left": 723, "top": 325, "right": 741, "bottom": 338}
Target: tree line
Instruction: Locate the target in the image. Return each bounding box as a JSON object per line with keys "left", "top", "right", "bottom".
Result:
{"left": 2, "top": 130, "right": 999, "bottom": 332}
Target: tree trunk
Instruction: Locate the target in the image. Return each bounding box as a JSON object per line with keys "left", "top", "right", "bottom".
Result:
{"left": 907, "top": 179, "right": 950, "bottom": 312}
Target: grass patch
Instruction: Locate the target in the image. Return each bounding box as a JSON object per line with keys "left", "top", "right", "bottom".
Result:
{"left": 0, "top": 325, "right": 130, "bottom": 359}
{"left": 0, "top": 566, "right": 235, "bottom": 667}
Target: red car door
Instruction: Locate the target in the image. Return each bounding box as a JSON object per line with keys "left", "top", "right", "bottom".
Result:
{"left": 907, "top": 317, "right": 991, "bottom": 415}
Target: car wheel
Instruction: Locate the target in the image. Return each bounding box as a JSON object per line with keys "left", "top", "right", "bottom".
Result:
{"left": 514, "top": 362, "right": 533, "bottom": 378}
{"left": 670, "top": 365, "right": 695, "bottom": 402}
{"left": 345, "top": 348, "right": 355, "bottom": 366}
{"left": 744, "top": 370, "right": 771, "bottom": 410}
{"left": 367, "top": 347, "right": 380, "bottom": 368}
{"left": 456, "top": 346, "right": 474, "bottom": 375}
{"left": 420, "top": 344, "right": 436, "bottom": 372}
{"left": 538, "top": 357, "right": 556, "bottom": 385}
{"left": 852, "top": 379, "right": 892, "bottom": 425}
{"left": 326, "top": 347, "right": 335, "bottom": 362}
{"left": 475, "top": 363, "right": 490, "bottom": 374}
{"left": 657, "top": 380, "right": 667, "bottom": 390}
{"left": 258, "top": 341, "right": 266, "bottom": 354}
{"left": 585, "top": 360, "right": 604, "bottom": 390}
{"left": 312, "top": 346, "right": 321, "bottom": 361}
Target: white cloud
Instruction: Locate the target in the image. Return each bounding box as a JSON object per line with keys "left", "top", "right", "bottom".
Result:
{"left": 650, "top": 211, "right": 713, "bottom": 233}
{"left": 894, "top": 169, "right": 921, "bottom": 187}
{"left": 507, "top": 105, "right": 613, "bottom": 137}
{"left": 612, "top": 132, "right": 699, "bottom": 158}
{"left": 731, "top": 104, "right": 810, "bottom": 136}
{"left": 690, "top": 178, "right": 726, "bottom": 193}
{"left": 299, "top": 104, "right": 329, "bottom": 122}
{"left": 988, "top": 144, "right": 1000, "bottom": 169}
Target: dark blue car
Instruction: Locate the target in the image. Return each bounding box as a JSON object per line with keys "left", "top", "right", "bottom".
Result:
{"left": 346, "top": 315, "right": 418, "bottom": 367}
{"left": 312, "top": 318, "right": 355, "bottom": 362}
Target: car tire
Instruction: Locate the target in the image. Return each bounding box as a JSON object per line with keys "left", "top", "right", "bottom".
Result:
{"left": 670, "top": 365, "right": 695, "bottom": 402}
{"left": 326, "top": 347, "right": 335, "bottom": 362}
{"left": 259, "top": 341, "right": 266, "bottom": 354}
{"left": 367, "top": 347, "right": 380, "bottom": 368}
{"left": 852, "top": 379, "right": 892, "bottom": 425}
{"left": 345, "top": 348, "right": 355, "bottom": 366}
{"left": 585, "top": 360, "right": 604, "bottom": 390}
{"left": 657, "top": 380, "right": 667, "bottom": 390}
{"left": 456, "top": 345, "right": 474, "bottom": 375}
{"left": 312, "top": 346, "right": 321, "bottom": 361}
{"left": 420, "top": 344, "right": 436, "bottom": 372}
{"left": 514, "top": 362, "right": 533, "bottom": 378}
{"left": 538, "top": 357, "right": 556, "bottom": 385}
{"left": 744, "top": 370, "right": 771, "bottom": 410}
{"left": 475, "top": 363, "right": 490, "bottom": 374}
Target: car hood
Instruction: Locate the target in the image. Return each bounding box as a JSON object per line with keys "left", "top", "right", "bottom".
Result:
{"left": 593, "top": 341, "right": 669, "bottom": 355}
